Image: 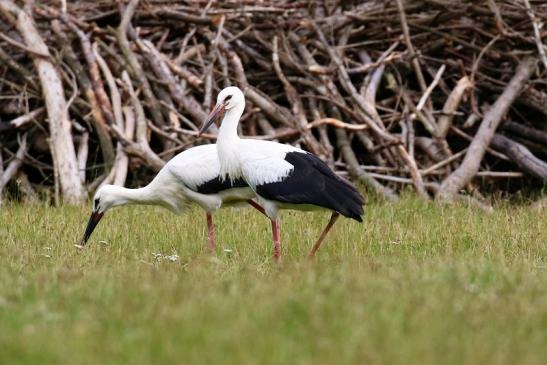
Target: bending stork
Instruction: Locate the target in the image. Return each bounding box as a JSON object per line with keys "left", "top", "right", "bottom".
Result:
{"left": 79, "top": 144, "right": 266, "bottom": 251}
{"left": 199, "top": 86, "right": 364, "bottom": 260}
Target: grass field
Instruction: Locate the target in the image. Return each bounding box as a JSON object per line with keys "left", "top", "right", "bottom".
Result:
{"left": 1, "top": 196, "right": 546, "bottom": 364}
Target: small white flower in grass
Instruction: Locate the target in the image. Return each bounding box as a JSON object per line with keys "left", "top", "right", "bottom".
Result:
{"left": 41, "top": 247, "right": 52, "bottom": 257}
{"left": 222, "top": 248, "right": 234, "bottom": 259}
{"left": 152, "top": 251, "right": 178, "bottom": 262}
{"left": 165, "top": 254, "right": 179, "bottom": 262}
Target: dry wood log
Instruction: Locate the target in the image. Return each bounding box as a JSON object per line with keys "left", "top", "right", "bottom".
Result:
{"left": 336, "top": 128, "right": 398, "bottom": 202}
{"left": 502, "top": 121, "right": 547, "bottom": 147}
{"left": 0, "top": 0, "right": 85, "bottom": 204}
{"left": 0, "top": 43, "right": 36, "bottom": 87}
{"left": 491, "top": 134, "right": 547, "bottom": 180}
{"left": 76, "top": 132, "right": 89, "bottom": 184}
{"left": 0, "top": 134, "right": 27, "bottom": 205}
{"left": 3, "top": 107, "right": 45, "bottom": 129}
{"left": 93, "top": 43, "right": 132, "bottom": 187}
{"left": 51, "top": 20, "right": 115, "bottom": 167}
{"left": 272, "top": 36, "right": 324, "bottom": 155}
{"left": 437, "top": 57, "right": 538, "bottom": 201}
{"left": 436, "top": 76, "right": 473, "bottom": 140}
{"left": 0, "top": 1, "right": 545, "bottom": 203}
{"left": 60, "top": 16, "right": 116, "bottom": 128}
{"left": 523, "top": 0, "right": 547, "bottom": 70}
{"left": 116, "top": 0, "right": 165, "bottom": 128}
{"left": 113, "top": 72, "right": 165, "bottom": 172}
{"left": 101, "top": 106, "right": 135, "bottom": 187}
{"left": 137, "top": 39, "right": 211, "bottom": 130}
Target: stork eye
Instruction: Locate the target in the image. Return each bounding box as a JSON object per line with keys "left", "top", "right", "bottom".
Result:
{"left": 224, "top": 95, "right": 232, "bottom": 102}
{"left": 94, "top": 198, "right": 100, "bottom": 209}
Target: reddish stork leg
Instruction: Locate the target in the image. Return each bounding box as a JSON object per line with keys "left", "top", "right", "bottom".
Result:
{"left": 206, "top": 212, "right": 216, "bottom": 253}
{"left": 246, "top": 199, "right": 268, "bottom": 217}
{"left": 248, "top": 200, "right": 281, "bottom": 261}
{"left": 271, "top": 218, "right": 282, "bottom": 261}
{"left": 308, "top": 212, "right": 340, "bottom": 259}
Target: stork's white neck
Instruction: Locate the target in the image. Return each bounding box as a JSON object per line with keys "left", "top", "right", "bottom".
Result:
{"left": 107, "top": 185, "right": 158, "bottom": 208}
{"left": 98, "top": 177, "right": 188, "bottom": 214}
{"left": 216, "top": 102, "right": 245, "bottom": 181}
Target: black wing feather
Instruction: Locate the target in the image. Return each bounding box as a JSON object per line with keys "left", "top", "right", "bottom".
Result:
{"left": 196, "top": 176, "right": 248, "bottom": 194}
{"left": 255, "top": 152, "right": 364, "bottom": 221}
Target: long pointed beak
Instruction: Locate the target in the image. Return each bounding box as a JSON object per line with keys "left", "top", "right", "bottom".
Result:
{"left": 198, "top": 103, "right": 225, "bottom": 136}
{"left": 79, "top": 211, "right": 104, "bottom": 247}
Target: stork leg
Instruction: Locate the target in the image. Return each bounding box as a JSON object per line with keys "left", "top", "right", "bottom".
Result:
{"left": 206, "top": 212, "right": 216, "bottom": 253}
{"left": 246, "top": 199, "right": 268, "bottom": 217}
{"left": 308, "top": 212, "right": 340, "bottom": 259}
{"left": 249, "top": 200, "right": 281, "bottom": 261}
{"left": 271, "top": 218, "right": 282, "bottom": 261}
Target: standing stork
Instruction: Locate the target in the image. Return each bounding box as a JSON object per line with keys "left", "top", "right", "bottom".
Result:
{"left": 79, "top": 143, "right": 266, "bottom": 251}
{"left": 199, "top": 87, "right": 364, "bottom": 260}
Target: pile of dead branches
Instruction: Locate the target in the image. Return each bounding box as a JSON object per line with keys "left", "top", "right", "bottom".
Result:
{"left": 0, "top": 0, "right": 546, "bottom": 205}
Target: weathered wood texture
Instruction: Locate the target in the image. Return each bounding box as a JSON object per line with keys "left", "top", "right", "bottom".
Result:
{"left": 0, "top": 0, "right": 545, "bottom": 205}
{"left": 0, "top": 0, "right": 85, "bottom": 204}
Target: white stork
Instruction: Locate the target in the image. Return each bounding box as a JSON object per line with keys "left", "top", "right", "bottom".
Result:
{"left": 79, "top": 143, "right": 266, "bottom": 250}
{"left": 199, "top": 86, "right": 364, "bottom": 260}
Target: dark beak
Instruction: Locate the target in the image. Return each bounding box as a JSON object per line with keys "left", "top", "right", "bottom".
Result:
{"left": 198, "top": 102, "right": 225, "bottom": 136}
{"left": 79, "top": 211, "right": 104, "bottom": 247}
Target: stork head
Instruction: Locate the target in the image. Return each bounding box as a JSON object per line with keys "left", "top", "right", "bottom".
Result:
{"left": 79, "top": 185, "right": 124, "bottom": 247}
{"left": 199, "top": 86, "right": 245, "bottom": 136}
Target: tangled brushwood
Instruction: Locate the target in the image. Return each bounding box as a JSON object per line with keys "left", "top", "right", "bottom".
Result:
{"left": 0, "top": 0, "right": 546, "bottom": 206}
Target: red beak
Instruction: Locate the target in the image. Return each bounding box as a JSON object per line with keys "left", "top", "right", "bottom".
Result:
{"left": 199, "top": 103, "right": 225, "bottom": 136}
{"left": 79, "top": 211, "right": 104, "bottom": 247}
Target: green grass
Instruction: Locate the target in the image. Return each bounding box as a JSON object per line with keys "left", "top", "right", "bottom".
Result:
{"left": 0, "top": 197, "right": 546, "bottom": 365}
